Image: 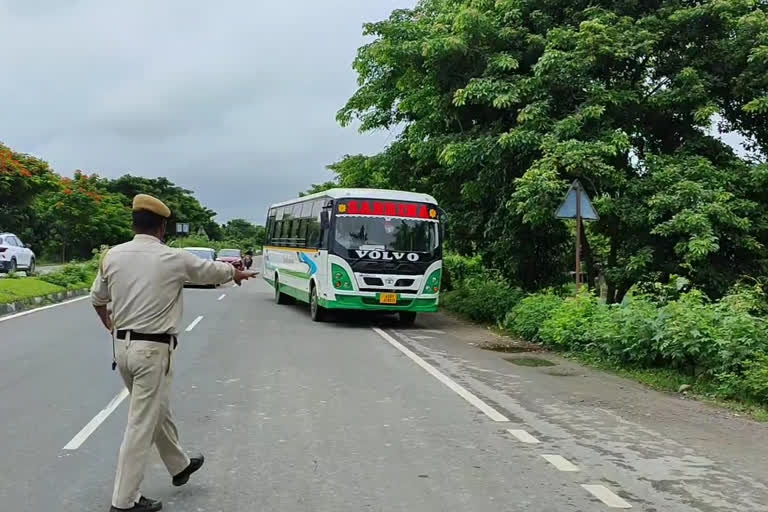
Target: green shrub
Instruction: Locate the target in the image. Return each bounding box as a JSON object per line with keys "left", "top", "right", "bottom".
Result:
{"left": 585, "top": 295, "right": 659, "bottom": 366}
{"left": 40, "top": 263, "right": 95, "bottom": 289}
{"left": 442, "top": 253, "right": 488, "bottom": 291}
{"left": 538, "top": 290, "right": 600, "bottom": 349}
{"left": 716, "top": 354, "right": 768, "bottom": 403}
{"left": 504, "top": 291, "right": 563, "bottom": 341}
{"left": 441, "top": 277, "right": 524, "bottom": 324}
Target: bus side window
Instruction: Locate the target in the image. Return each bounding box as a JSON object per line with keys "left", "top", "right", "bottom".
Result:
{"left": 306, "top": 200, "right": 324, "bottom": 248}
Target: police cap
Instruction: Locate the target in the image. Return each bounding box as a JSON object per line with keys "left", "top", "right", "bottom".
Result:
{"left": 132, "top": 194, "right": 171, "bottom": 218}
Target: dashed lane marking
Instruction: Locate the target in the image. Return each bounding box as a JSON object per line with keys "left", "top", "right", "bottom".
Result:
{"left": 372, "top": 328, "right": 510, "bottom": 422}
{"left": 507, "top": 429, "right": 540, "bottom": 444}
{"left": 217, "top": 294, "right": 226, "bottom": 301}
{"left": 185, "top": 315, "right": 204, "bottom": 332}
{"left": 63, "top": 388, "right": 129, "bottom": 450}
{"left": 581, "top": 485, "right": 632, "bottom": 508}
{"left": 541, "top": 454, "right": 580, "bottom": 472}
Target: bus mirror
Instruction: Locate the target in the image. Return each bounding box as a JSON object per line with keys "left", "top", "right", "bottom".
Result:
{"left": 320, "top": 210, "right": 330, "bottom": 229}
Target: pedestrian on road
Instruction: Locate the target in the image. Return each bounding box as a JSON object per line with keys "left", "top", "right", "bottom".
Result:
{"left": 90, "top": 194, "right": 257, "bottom": 512}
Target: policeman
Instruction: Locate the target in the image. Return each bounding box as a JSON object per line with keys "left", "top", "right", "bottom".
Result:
{"left": 91, "top": 194, "right": 257, "bottom": 511}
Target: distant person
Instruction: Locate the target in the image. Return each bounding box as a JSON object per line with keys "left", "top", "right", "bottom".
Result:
{"left": 90, "top": 194, "right": 257, "bottom": 512}
{"left": 244, "top": 249, "right": 254, "bottom": 269}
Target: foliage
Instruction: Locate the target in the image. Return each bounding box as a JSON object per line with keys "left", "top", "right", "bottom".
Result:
{"left": 104, "top": 175, "right": 223, "bottom": 240}
{"left": 0, "top": 143, "right": 59, "bottom": 236}
{"left": 538, "top": 290, "right": 601, "bottom": 349}
{"left": 33, "top": 171, "right": 132, "bottom": 261}
{"left": 442, "top": 252, "right": 487, "bottom": 290}
{"left": 331, "top": 0, "right": 768, "bottom": 300}
{"left": 441, "top": 277, "right": 523, "bottom": 324}
{"left": 39, "top": 261, "right": 97, "bottom": 289}
{"left": 503, "top": 291, "right": 564, "bottom": 341}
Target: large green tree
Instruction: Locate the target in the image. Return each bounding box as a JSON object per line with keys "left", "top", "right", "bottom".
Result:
{"left": 35, "top": 171, "right": 132, "bottom": 260}
{"left": 334, "top": 0, "right": 768, "bottom": 299}
{"left": 0, "top": 143, "right": 59, "bottom": 237}
{"left": 104, "top": 175, "right": 222, "bottom": 240}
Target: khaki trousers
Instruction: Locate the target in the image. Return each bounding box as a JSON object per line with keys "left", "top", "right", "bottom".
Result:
{"left": 112, "top": 338, "right": 190, "bottom": 509}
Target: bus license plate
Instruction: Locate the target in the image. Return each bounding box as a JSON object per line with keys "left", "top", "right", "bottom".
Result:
{"left": 379, "top": 293, "right": 398, "bottom": 304}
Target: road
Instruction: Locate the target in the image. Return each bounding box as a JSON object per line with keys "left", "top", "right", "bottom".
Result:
{"left": 1, "top": 267, "right": 767, "bottom": 511}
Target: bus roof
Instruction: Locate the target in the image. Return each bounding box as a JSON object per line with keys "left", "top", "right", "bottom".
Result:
{"left": 268, "top": 188, "right": 438, "bottom": 209}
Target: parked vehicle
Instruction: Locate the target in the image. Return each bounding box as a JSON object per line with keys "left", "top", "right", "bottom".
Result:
{"left": 216, "top": 248, "right": 243, "bottom": 270}
{"left": 0, "top": 233, "right": 36, "bottom": 275}
{"left": 182, "top": 246, "right": 219, "bottom": 288}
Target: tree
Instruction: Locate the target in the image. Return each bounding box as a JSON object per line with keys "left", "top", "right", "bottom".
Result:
{"left": 0, "top": 143, "right": 58, "bottom": 236}
{"left": 221, "top": 218, "right": 265, "bottom": 245}
{"left": 104, "top": 175, "right": 222, "bottom": 240}
{"left": 334, "top": 0, "right": 768, "bottom": 299}
{"left": 36, "top": 171, "right": 132, "bottom": 260}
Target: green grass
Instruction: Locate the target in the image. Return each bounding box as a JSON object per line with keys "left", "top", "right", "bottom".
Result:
{"left": 0, "top": 277, "right": 67, "bottom": 304}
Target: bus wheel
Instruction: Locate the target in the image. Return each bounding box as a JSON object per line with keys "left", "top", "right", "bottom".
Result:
{"left": 398, "top": 311, "right": 417, "bottom": 326}
{"left": 274, "top": 275, "right": 291, "bottom": 305}
{"left": 309, "top": 285, "right": 326, "bottom": 322}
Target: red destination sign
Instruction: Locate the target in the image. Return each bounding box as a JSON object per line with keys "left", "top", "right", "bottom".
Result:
{"left": 337, "top": 200, "right": 438, "bottom": 220}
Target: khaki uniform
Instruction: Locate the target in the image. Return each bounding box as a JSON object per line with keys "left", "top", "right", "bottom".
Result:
{"left": 91, "top": 234, "right": 234, "bottom": 509}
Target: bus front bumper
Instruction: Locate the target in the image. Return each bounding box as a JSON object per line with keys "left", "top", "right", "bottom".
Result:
{"left": 320, "top": 294, "right": 439, "bottom": 313}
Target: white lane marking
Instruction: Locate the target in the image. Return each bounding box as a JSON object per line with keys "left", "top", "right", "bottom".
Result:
{"left": 581, "top": 485, "right": 632, "bottom": 508}
{"left": 0, "top": 295, "right": 89, "bottom": 323}
{"left": 423, "top": 329, "right": 446, "bottom": 334}
{"left": 507, "top": 429, "right": 540, "bottom": 444}
{"left": 185, "top": 315, "right": 204, "bottom": 332}
{"left": 217, "top": 294, "right": 226, "bottom": 301}
{"left": 372, "top": 328, "right": 509, "bottom": 422}
{"left": 410, "top": 335, "right": 434, "bottom": 340}
{"left": 63, "top": 388, "right": 129, "bottom": 450}
{"left": 541, "top": 454, "right": 580, "bottom": 472}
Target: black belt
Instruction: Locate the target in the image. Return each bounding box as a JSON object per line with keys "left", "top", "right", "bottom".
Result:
{"left": 117, "top": 330, "right": 178, "bottom": 348}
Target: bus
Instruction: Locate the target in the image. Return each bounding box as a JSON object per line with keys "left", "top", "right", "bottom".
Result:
{"left": 262, "top": 188, "right": 442, "bottom": 324}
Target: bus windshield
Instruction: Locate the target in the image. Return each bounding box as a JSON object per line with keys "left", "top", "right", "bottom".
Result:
{"left": 334, "top": 217, "right": 439, "bottom": 253}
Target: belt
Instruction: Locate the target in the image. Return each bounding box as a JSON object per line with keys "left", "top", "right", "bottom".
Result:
{"left": 116, "top": 330, "right": 178, "bottom": 348}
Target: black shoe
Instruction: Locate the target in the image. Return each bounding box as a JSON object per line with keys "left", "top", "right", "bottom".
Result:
{"left": 173, "top": 454, "right": 205, "bottom": 487}
{"left": 110, "top": 496, "right": 162, "bottom": 511}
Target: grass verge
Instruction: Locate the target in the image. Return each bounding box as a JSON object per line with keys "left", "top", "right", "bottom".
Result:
{"left": 0, "top": 277, "right": 68, "bottom": 304}
{"left": 0, "top": 263, "right": 96, "bottom": 305}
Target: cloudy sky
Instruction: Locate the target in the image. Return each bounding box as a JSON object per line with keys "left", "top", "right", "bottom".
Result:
{"left": 0, "top": 0, "right": 414, "bottom": 223}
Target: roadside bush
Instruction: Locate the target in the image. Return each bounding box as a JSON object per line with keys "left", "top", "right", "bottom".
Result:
{"left": 717, "top": 354, "right": 768, "bottom": 403}
{"left": 441, "top": 277, "right": 524, "bottom": 325}
{"left": 538, "top": 290, "right": 601, "bottom": 350}
{"left": 585, "top": 295, "right": 659, "bottom": 366}
{"left": 40, "top": 263, "right": 95, "bottom": 289}
{"left": 503, "top": 291, "right": 563, "bottom": 341}
{"left": 442, "top": 253, "right": 487, "bottom": 291}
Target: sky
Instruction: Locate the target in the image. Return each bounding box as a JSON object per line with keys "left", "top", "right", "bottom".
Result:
{"left": 0, "top": 0, "right": 414, "bottom": 224}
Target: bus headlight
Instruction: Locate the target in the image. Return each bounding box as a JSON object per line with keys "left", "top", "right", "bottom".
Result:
{"left": 331, "top": 264, "right": 354, "bottom": 291}
{"left": 422, "top": 269, "right": 442, "bottom": 294}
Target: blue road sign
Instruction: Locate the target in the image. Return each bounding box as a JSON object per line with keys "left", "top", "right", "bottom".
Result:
{"left": 555, "top": 180, "right": 599, "bottom": 221}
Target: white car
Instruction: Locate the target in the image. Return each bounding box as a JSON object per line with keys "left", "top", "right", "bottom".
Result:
{"left": 182, "top": 246, "right": 219, "bottom": 288}
{"left": 0, "top": 233, "right": 36, "bottom": 274}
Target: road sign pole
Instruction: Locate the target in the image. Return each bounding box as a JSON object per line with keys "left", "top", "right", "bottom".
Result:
{"left": 575, "top": 184, "right": 582, "bottom": 289}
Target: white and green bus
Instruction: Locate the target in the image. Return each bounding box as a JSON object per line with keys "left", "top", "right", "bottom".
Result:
{"left": 262, "top": 188, "right": 443, "bottom": 324}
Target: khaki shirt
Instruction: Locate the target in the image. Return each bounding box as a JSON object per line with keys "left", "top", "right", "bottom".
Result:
{"left": 90, "top": 235, "right": 235, "bottom": 334}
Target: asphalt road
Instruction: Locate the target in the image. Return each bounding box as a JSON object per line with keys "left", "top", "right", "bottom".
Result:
{"left": 1, "top": 267, "right": 767, "bottom": 511}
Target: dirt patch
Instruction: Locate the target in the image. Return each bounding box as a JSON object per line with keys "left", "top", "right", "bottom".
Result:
{"left": 540, "top": 366, "right": 581, "bottom": 377}
{"left": 482, "top": 344, "right": 532, "bottom": 353}
{"left": 504, "top": 357, "right": 557, "bottom": 367}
